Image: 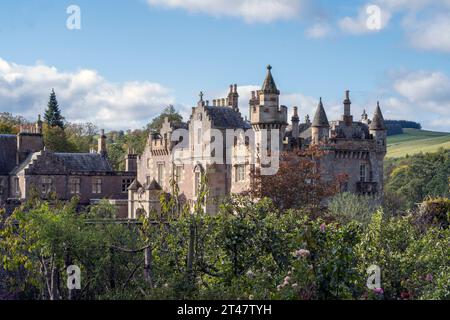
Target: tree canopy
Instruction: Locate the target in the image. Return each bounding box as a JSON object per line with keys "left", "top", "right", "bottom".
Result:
{"left": 44, "top": 89, "right": 65, "bottom": 129}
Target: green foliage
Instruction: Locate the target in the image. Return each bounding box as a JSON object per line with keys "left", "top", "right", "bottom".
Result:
{"left": 327, "top": 192, "right": 380, "bottom": 225}
{"left": 384, "top": 149, "right": 450, "bottom": 211}
{"left": 43, "top": 124, "right": 78, "bottom": 152}
{"left": 147, "top": 105, "right": 183, "bottom": 132}
{"left": 44, "top": 89, "right": 65, "bottom": 129}
{"left": 0, "top": 112, "right": 27, "bottom": 134}
{"left": 1, "top": 192, "right": 448, "bottom": 300}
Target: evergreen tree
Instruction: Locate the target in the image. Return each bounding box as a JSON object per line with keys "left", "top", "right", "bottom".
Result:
{"left": 44, "top": 89, "right": 65, "bottom": 129}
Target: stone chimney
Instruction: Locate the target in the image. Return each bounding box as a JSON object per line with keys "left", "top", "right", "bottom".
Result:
{"left": 343, "top": 90, "right": 353, "bottom": 126}
{"left": 291, "top": 106, "right": 300, "bottom": 140}
{"left": 98, "top": 129, "right": 107, "bottom": 157}
{"left": 125, "top": 148, "right": 138, "bottom": 172}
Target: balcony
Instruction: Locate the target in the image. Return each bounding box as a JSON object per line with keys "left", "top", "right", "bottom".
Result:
{"left": 356, "top": 182, "right": 378, "bottom": 195}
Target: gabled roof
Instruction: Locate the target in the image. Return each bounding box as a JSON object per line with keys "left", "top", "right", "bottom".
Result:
{"left": 128, "top": 179, "right": 142, "bottom": 191}
{"left": 53, "top": 153, "right": 112, "bottom": 172}
{"left": 146, "top": 179, "right": 162, "bottom": 191}
{"left": 312, "top": 98, "right": 329, "bottom": 127}
{"left": 205, "top": 106, "right": 251, "bottom": 129}
{"left": 0, "top": 135, "right": 17, "bottom": 175}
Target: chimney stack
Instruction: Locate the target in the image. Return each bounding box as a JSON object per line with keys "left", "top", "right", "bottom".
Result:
{"left": 98, "top": 129, "right": 107, "bottom": 157}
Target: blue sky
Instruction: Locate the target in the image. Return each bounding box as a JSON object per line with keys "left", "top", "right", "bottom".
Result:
{"left": 0, "top": 0, "right": 449, "bottom": 131}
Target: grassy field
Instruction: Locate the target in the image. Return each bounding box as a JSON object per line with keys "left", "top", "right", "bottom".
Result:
{"left": 387, "top": 128, "right": 450, "bottom": 158}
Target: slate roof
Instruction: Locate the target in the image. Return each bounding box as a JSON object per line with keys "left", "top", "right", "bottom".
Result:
{"left": 0, "top": 135, "right": 17, "bottom": 175}
{"left": 53, "top": 153, "right": 113, "bottom": 172}
{"left": 205, "top": 106, "right": 251, "bottom": 129}
{"left": 312, "top": 98, "right": 330, "bottom": 127}
{"left": 369, "top": 104, "right": 386, "bottom": 131}
{"left": 262, "top": 65, "right": 280, "bottom": 94}
{"left": 10, "top": 153, "right": 34, "bottom": 175}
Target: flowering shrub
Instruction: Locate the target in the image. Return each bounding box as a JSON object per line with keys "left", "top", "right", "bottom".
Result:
{"left": 1, "top": 195, "right": 448, "bottom": 300}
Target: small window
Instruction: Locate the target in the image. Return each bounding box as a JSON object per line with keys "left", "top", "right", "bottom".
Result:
{"left": 92, "top": 178, "right": 102, "bottom": 194}
{"left": 175, "top": 165, "right": 183, "bottom": 183}
{"left": 14, "top": 177, "right": 20, "bottom": 196}
{"left": 157, "top": 163, "right": 165, "bottom": 187}
{"left": 235, "top": 165, "right": 246, "bottom": 182}
{"left": 122, "top": 179, "right": 133, "bottom": 193}
{"left": 360, "top": 164, "right": 367, "bottom": 183}
{"left": 147, "top": 158, "right": 151, "bottom": 169}
{"left": 197, "top": 128, "right": 202, "bottom": 145}
{"left": 194, "top": 171, "right": 202, "bottom": 196}
{"left": 41, "top": 177, "right": 53, "bottom": 195}
{"left": 69, "top": 178, "right": 81, "bottom": 195}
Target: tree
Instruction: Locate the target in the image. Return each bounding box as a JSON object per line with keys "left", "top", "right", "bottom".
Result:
{"left": 44, "top": 89, "right": 65, "bottom": 129}
{"left": 43, "top": 124, "right": 77, "bottom": 152}
{"left": 250, "top": 146, "right": 343, "bottom": 212}
{"left": 147, "top": 105, "right": 183, "bottom": 132}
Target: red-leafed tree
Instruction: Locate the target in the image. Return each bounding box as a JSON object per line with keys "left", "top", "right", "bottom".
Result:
{"left": 249, "top": 145, "right": 347, "bottom": 212}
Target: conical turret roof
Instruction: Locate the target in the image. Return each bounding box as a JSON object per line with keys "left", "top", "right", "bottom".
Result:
{"left": 312, "top": 98, "right": 329, "bottom": 127}
{"left": 369, "top": 102, "right": 386, "bottom": 130}
{"left": 261, "top": 65, "right": 279, "bottom": 94}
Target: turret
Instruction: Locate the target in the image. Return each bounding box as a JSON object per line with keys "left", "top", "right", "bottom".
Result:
{"left": 98, "top": 129, "right": 107, "bottom": 157}
{"left": 361, "top": 109, "right": 369, "bottom": 125}
{"left": 305, "top": 114, "right": 311, "bottom": 125}
{"left": 343, "top": 90, "right": 353, "bottom": 126}
{"left": 311, "top": 97, "right": 330, "bottom": 145}
{"left": 250, "top": 65, "right": 288, "bottom": 155}
{"left": 369, "top": 102, "right": 387, "bottom": 152}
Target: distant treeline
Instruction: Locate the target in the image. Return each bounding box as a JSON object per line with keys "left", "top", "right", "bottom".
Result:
{"left": 385, "top": 120, "right": 422, "bottom": 136}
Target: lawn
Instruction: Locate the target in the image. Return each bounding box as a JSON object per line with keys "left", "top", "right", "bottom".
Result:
{"left": 387, "top": 128, "right": 450, "bottom": 158}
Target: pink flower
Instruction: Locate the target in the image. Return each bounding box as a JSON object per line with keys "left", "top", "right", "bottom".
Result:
{"left": 373, "top": 288, "right": 384, "bottom": 295}
{"left": 320, "top": 223, "right": 326, "bottom": 232}
{"left": 294, "top": 249, "right": 311, "bottom": 258}
{"left": 425, "top": 273, "right": 433, "bottom": 282}
{"left": 292, "top": 283, "right": 298, "bottom": 288}
{"left": 401, "top": 291, "right": 410, "bottom": 299}
{"left": 284, "top": 276, "right": 291, "bottom": 284}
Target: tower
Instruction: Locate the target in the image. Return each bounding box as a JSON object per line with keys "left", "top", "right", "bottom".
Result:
{"left": 369, "top": 102, "right": 387, "bottom": 153}
{"left": 343, "top": 90, "right": 353, "bottom": 126}
{"left": 250, "top": 65, "right": 288, "bottom": 155}
{"left": 311, "top": 98, "right": 330, "bottom": 145}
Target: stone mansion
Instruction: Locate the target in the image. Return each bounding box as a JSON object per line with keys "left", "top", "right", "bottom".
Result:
{"left": 128, "top": 66, "right": 387, "bottom": 217}
{"left": 0, "top": 122, "right": 136, "bottom": 217}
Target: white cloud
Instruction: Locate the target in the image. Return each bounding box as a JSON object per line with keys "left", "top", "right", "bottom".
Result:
{"left": 146, "top": 0, "right": 307, "bottom": 23}
{"left": 305, "top": 23, "right": 331, "bottom": 39}
{"left": 381, "top": 70, "right": 450, "bottom": 131}
{"left": 338, "top": 0, "right": 450, "bottom": 54}
{"left": 338, "top": 4, "right": 391, "bottom": 35}
{"left": 404, "top": 13, "right": 450, "bottom": 53}
{"left": 0, "top": 57, "right": 177, "bottom": 130}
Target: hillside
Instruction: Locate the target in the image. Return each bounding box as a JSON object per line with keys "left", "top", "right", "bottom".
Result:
{"left": 387, "top": 128, "right": 450, "bottom": 158}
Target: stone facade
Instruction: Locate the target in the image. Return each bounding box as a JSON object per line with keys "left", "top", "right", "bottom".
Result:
{"left": 0, "top": 124, "right": 136, "bottom": 218}
{"left": 128, "top": 66, "right": 387, "bottom": 218}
